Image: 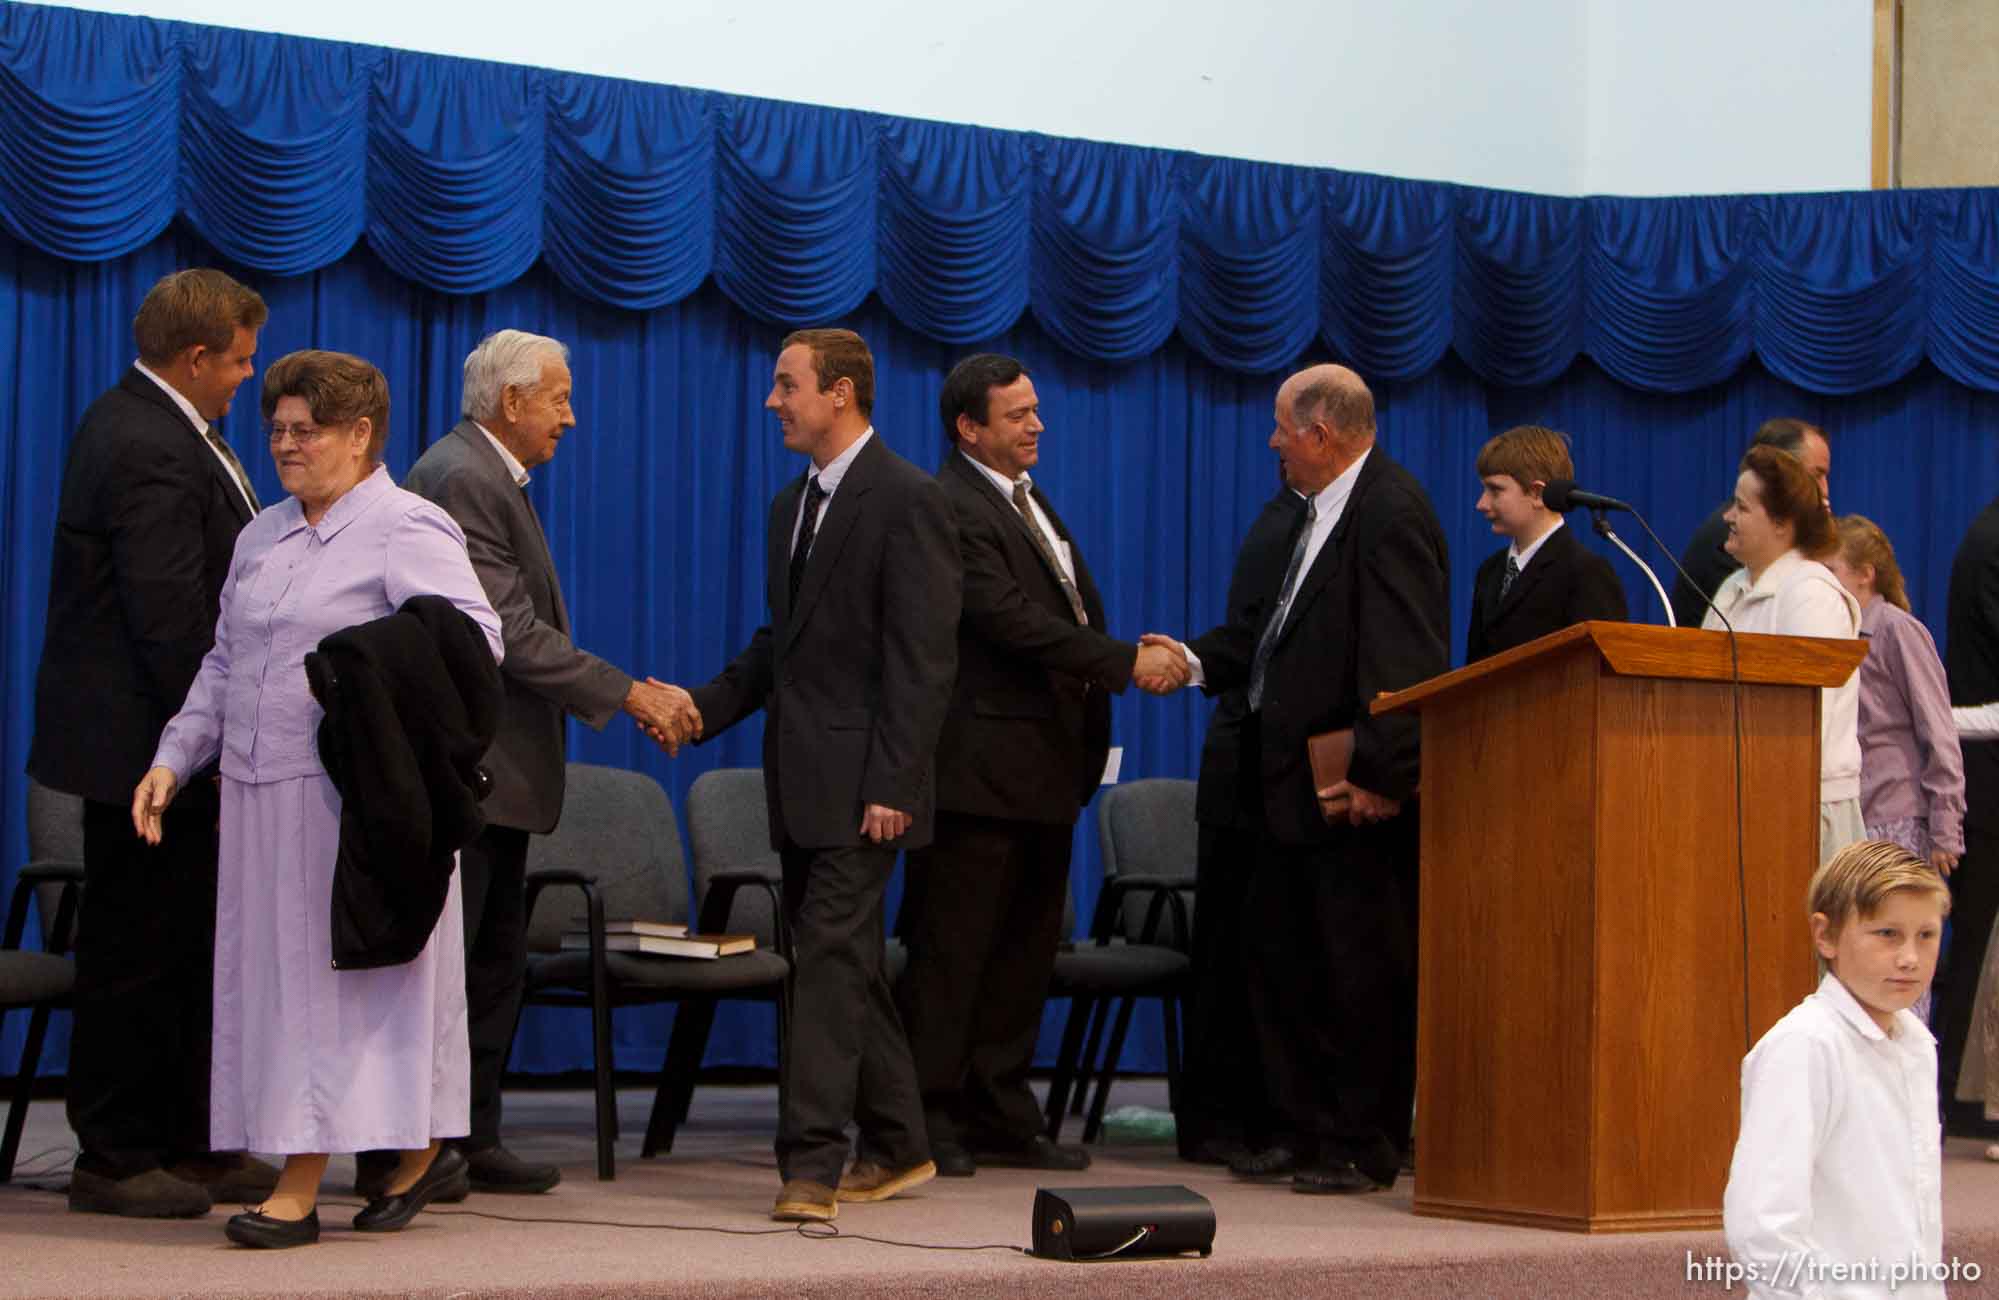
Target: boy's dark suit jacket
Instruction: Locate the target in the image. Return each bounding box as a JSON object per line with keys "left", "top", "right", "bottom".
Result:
{"left": 1188, "top": 450, "right": 1450, "bottom": 846}
{"left": 932, "top": 452, "right": 1135, "bottom": 825}
{"left": 692, "top": 434, "right": 962, "bottom": 851}
{"left": 30, "top": 368, "right": 255, "bottom": 805}
{"left": 1465, "top": 523, "right": 1629, "bottom": 663}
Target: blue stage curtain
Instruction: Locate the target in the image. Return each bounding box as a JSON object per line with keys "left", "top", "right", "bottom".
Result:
{"left": 6, "top": 227, "right": 1999, "bottom": 1077}
{"left": 7, "top": 3, "right": 1999, "bottom": 392}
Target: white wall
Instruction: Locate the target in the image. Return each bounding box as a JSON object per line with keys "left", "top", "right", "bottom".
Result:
{"left": 34, "top": 0, "right": 1872, "bottom": 197}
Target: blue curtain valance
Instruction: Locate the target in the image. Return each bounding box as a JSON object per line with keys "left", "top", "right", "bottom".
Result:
{"left": 4, "top": 2, "right": 1998, "bottom": 393}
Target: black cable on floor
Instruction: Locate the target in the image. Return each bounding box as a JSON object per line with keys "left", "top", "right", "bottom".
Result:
{"left": 421, "top": 1204, "right": 1026, "bottom": 1254}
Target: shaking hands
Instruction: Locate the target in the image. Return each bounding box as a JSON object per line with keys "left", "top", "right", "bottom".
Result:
{"left": 1134, "top": 634, "right": 1191, "bottom": 695}
{"left": 626, "top": 677, "right": 704, "bottom": 755}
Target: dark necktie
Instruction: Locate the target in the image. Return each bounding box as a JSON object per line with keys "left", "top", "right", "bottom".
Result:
{"left": 789, "top": 475, "right": 827, "bottom": 607}
{"left": 1499, "top": 553, "right": 1521, "bottom": 601}
{"left": 1248, "top": 498, "right": 1317, "bottom": 712}
{"left": 206, "top": 428, "right": 260, "bottom": 512}
{"left": 1011, "top": 480, "right": 1088, "bottom": 625}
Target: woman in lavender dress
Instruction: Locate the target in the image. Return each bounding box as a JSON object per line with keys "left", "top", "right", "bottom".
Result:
{"left": 131, "top": 351, "right": 502, "bottom": 1248}
{"left": 1825, "top": 516, "right": 1966, "bottom": 876}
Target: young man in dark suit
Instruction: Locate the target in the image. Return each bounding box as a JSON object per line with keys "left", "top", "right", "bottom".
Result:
{"left": 895, "top": 353, "right": 1187, "bottom": 1178}
{"left": 680, "top": 329, "right": 961, "bottom": 1223}
{"left": 382, "top": 330, "right": 696, "bottom": 1200}
{"left": 1465, "top": 425, "right": 1628, "bottom": 662}
{"left": 1149, "top": 364, "right": 1449, "bottom": 1195}
{"left": 29, "top": 269, "right": 278, "bottom": 1217}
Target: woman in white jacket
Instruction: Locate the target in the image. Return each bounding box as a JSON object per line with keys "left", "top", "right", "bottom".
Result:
{"left": 1702, "top": 444, "right": 1863, "bottom": 863}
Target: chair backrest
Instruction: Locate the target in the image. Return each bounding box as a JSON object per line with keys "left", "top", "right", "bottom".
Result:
{"left": 26, "top": 778, "right": 85, "bottom": 948}
{"left": 1095, "top": 778, "right": 1198, "bottom": 948}
{"left": 522, "top": 763, "right": 688, "bottom": 953}
{"left": 684, "top": 767, "right": 782, "bottom": 948}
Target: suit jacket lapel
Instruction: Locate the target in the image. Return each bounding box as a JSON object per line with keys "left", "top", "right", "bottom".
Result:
{"left": 1273, "top": 452, "right": 1385, "bottom": 651}
{"left": 781, "top": 437, "right": 879, "bottom": 647}
{"left": 455, "top": 421, "right": 569, "bottom": 634}
{"left": 769, "top": 474, "right": 803, "bottom": 628}
{"left": 1495, "top": 525, "right": 1570, "bottom": 618}
{"left": 948, "top": 452, "right": 1079, "bottom": 617}
{"left": 123, "top": 368, "right": 255, "bottom": 526}
{"left": 1030, "top": 482, "right": 1103, "bottom": 625}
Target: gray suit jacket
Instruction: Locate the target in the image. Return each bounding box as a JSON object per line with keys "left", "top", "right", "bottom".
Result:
{"left": 403, "top": 419, "right": 632, "bottom": 832}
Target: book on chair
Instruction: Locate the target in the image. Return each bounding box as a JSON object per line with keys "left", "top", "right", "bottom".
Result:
{"left": 570, "top": 917, "right": 688, "bottom": 939}
{"left": 558, "top": 930, "right": 756, "bottom": 959}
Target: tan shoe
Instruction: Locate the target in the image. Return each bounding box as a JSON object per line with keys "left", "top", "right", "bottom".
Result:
{"left": 836, "top": 1158, "right": 937, "bottom": 1203}
{"left": 772, "top": 1179, "right": 838, "bottom": 1222}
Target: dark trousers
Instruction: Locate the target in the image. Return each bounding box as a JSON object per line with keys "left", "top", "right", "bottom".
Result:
{"left": 1237, "top": 715, "right": 1418, "bottom": 1174}
{"left": 1939, "top": 766, "right": 1999, "bottom": 1136}
{"left": 69, "top": 790, "right": 220, "bottom": 1179}
{"left": 897, "top": 812, "right": 1072, "bottom": 1149}
{"left": 461, "top": 824, "right": 531, "bottom": 1149}
{"left": 1175, "top": 821, "right": 1282, "bottom": 1156}
{"left": 778, "top": 841, "right": 928, "bottom": 1187}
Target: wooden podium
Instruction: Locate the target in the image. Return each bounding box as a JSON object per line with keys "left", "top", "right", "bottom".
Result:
{"left": 1371, "top": 622, "right": 1866, "bottom": 1234}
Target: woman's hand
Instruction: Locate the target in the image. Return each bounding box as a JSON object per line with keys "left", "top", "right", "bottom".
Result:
{"left": 131, "top": 766, "right": 180, "bottom": 845}
{"left": 1931, "top": 847, "right": 1960, "bottom": 878}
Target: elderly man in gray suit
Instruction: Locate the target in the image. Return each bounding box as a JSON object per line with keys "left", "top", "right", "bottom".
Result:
{"left": 356, "top": 329, "right": 698, "bottom": 1198}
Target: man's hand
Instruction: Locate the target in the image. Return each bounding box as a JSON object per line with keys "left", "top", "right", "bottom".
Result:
{"left": 131, "top": 766, "right": 180, "bottom": 845}
{"left": 626, "top": 678, "right": 703, "bottom": 755}
{"left": 1933, "top": 848, "right": 1960, "bottom": 878}
{"left": 859, "top": 804, "right": 912, "bottom": 844}
{"left": 1320, "top": 780, "right": 1401, "bottom": 828}
{"left": 1134, "top": 634, "right": 1190, "bottom": 695}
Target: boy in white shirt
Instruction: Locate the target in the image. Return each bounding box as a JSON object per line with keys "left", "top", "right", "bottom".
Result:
{"left": 1724, "top": 841, "right": 1952, "bottom": 1298}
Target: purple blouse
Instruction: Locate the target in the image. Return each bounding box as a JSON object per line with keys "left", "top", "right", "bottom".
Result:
{"left": 155, "top": 465, "right": 503, "bottom": 785}
{"left": 1855, "top": 596, "right": 1966, "bottom": 855}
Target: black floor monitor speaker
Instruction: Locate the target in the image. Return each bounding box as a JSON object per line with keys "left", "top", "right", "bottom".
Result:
{"left": 1031, "top": 1185, "right": 1215, "bottom": 1261}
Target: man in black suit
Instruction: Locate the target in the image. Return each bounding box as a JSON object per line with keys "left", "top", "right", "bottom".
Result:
{"left": 1669, "top": 418, "right": 1829, "bottom": 628}
{"left": 28, "top": 269, "right": 278, "bottom": 1217}
{"left": 1150, "top": 364, "right": 1449, "bottom": 1194}
{"left": 895, "top": 353, "right": 1187, "bottom": 1178}
{"left": 370, "top": 330, "right": 698, "bottom": 1200}
{"left": 1173, "top": 478, "right": 1304, "bottom": 1166}
{"left": 1466, "top": 424, "right": 1628, "bottom": 662}
{"left": 680, "top": 329, "right": 960, "bottom": 1223}
{"left": 1941, "top": 494, "right": 1999, "bottom": 1138}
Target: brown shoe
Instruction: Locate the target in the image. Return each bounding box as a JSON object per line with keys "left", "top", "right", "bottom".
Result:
{"left": 836, "top": 1158, "right": 937, "bottom": 1203}
{"left": 166, "top": 1153, "right": 282, "bottom": 1204}
{"left": 772, "top": 1179, "right": 838, "bottom": 1222}
{"left": 68, "top": 1168, "right": 212, "bottom": 1218}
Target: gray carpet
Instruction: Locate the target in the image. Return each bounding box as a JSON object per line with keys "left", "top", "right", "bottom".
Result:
{"left": 4, "top": 1080, "right": 1997, "bottom": 1298}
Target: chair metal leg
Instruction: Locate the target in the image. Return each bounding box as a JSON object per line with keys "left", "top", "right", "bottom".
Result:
{"left": 1083, "top": 997, "right": 1139, "bottom": 1143}
{"left": 1070, "top": 997, "right": 1109, "bottom": 1116}
{"left": 1162, "top": 995, "right": 1185, "bottom": 1114}
{"left": 1, "top": 1006, "right": 54, "bottom": 1183}
{"left": 589, "top": 992, "right": 617, "bottom": 1180}
{"left": 644, "top": 998, "right": 717, "bottom": 1158}
{"left": 1043, "top": 996, "right": 1094, "bottom": 1140}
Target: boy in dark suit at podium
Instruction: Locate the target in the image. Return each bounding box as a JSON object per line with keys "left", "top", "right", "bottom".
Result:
{"left": 1466, "top": 425, "right": 1627, "bottom": 663}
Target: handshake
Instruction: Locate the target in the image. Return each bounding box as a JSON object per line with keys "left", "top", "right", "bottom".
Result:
{"left": 1133, "top": 633, "right": 1193, "bottom": 696}
{"left": 624, "top": 677, "right": 703, "bottom": 755}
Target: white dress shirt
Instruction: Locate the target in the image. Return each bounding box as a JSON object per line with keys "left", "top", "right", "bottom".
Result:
{"left": 958, "top": 450, "right": 1076, "bottom": 585}
{"left": 1723, "top": 972, "right": 1944, "bottom": 1300}
{"left": 135, "top": 359, "right": 257, "bottom": 515}
{"left": 1954, "top": 702, "right": 1999, "bottom": 738}
{"left": 789, "top": 427, "right": 874, "bottom": 556}
{"left": 1184, "top": 452, "right": 1369, "bottom": 687}
{"left": 474, "top": 422, "right": 532, "bottom": 488}
{"left": 1508, "top": 515, "right": 1564, "bottom": 572}
{"left": 1702, "top": 549, "right": 1864, "bottom": 804}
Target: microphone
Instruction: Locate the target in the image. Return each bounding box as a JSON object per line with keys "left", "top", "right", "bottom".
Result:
{"left": 1542, "top": 479, "right": 1633, "bottom": 514}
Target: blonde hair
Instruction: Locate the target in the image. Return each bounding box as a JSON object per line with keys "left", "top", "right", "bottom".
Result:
{"left": 1809, "top": 839, "right": 1950, "bottom": 938}
{"left": 1835, "top": 514, "right": 1911, "bottom": 612}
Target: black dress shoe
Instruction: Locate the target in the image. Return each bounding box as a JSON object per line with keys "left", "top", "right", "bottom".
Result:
{"left": 974, "top": 1135, "right": 1091, "bottom": 1171}
{"left": 463, "top": 1143, "right": 561, "bottom": 1195}
{"left": 1293, "top": 1161, "right": 1390, "bottom": 1195}
{"left": 224, "top": 1208, "right": 321, "bottom": 1249}
{"left": 931, "top": 1142, "right": 977, "bottom": 1178}
{"left": 1190, "top": 1137, "right": 1254, "bottom": 1167}
{"left": 353, "top": 1152, "right": 472, "bottom": 1203}
{"left": 352, "top": 1147, "right": 468, "bottom": 1232}
{"left": 1228, "top": 1144, "right": 1299, "bottom": 1179}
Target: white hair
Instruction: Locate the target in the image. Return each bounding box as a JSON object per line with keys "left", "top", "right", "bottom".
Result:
{"left": 460, "top": 329, "right": 569, "bottom": 422}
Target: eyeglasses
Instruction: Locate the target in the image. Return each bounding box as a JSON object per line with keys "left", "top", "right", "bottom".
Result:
{"left": 267, "top": 423, "right": 336, "bottom": 448}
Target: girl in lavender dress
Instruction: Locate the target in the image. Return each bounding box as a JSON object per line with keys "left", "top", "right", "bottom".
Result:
{"left": 131, "top": 351, "right": 502, "bottom": 1248}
